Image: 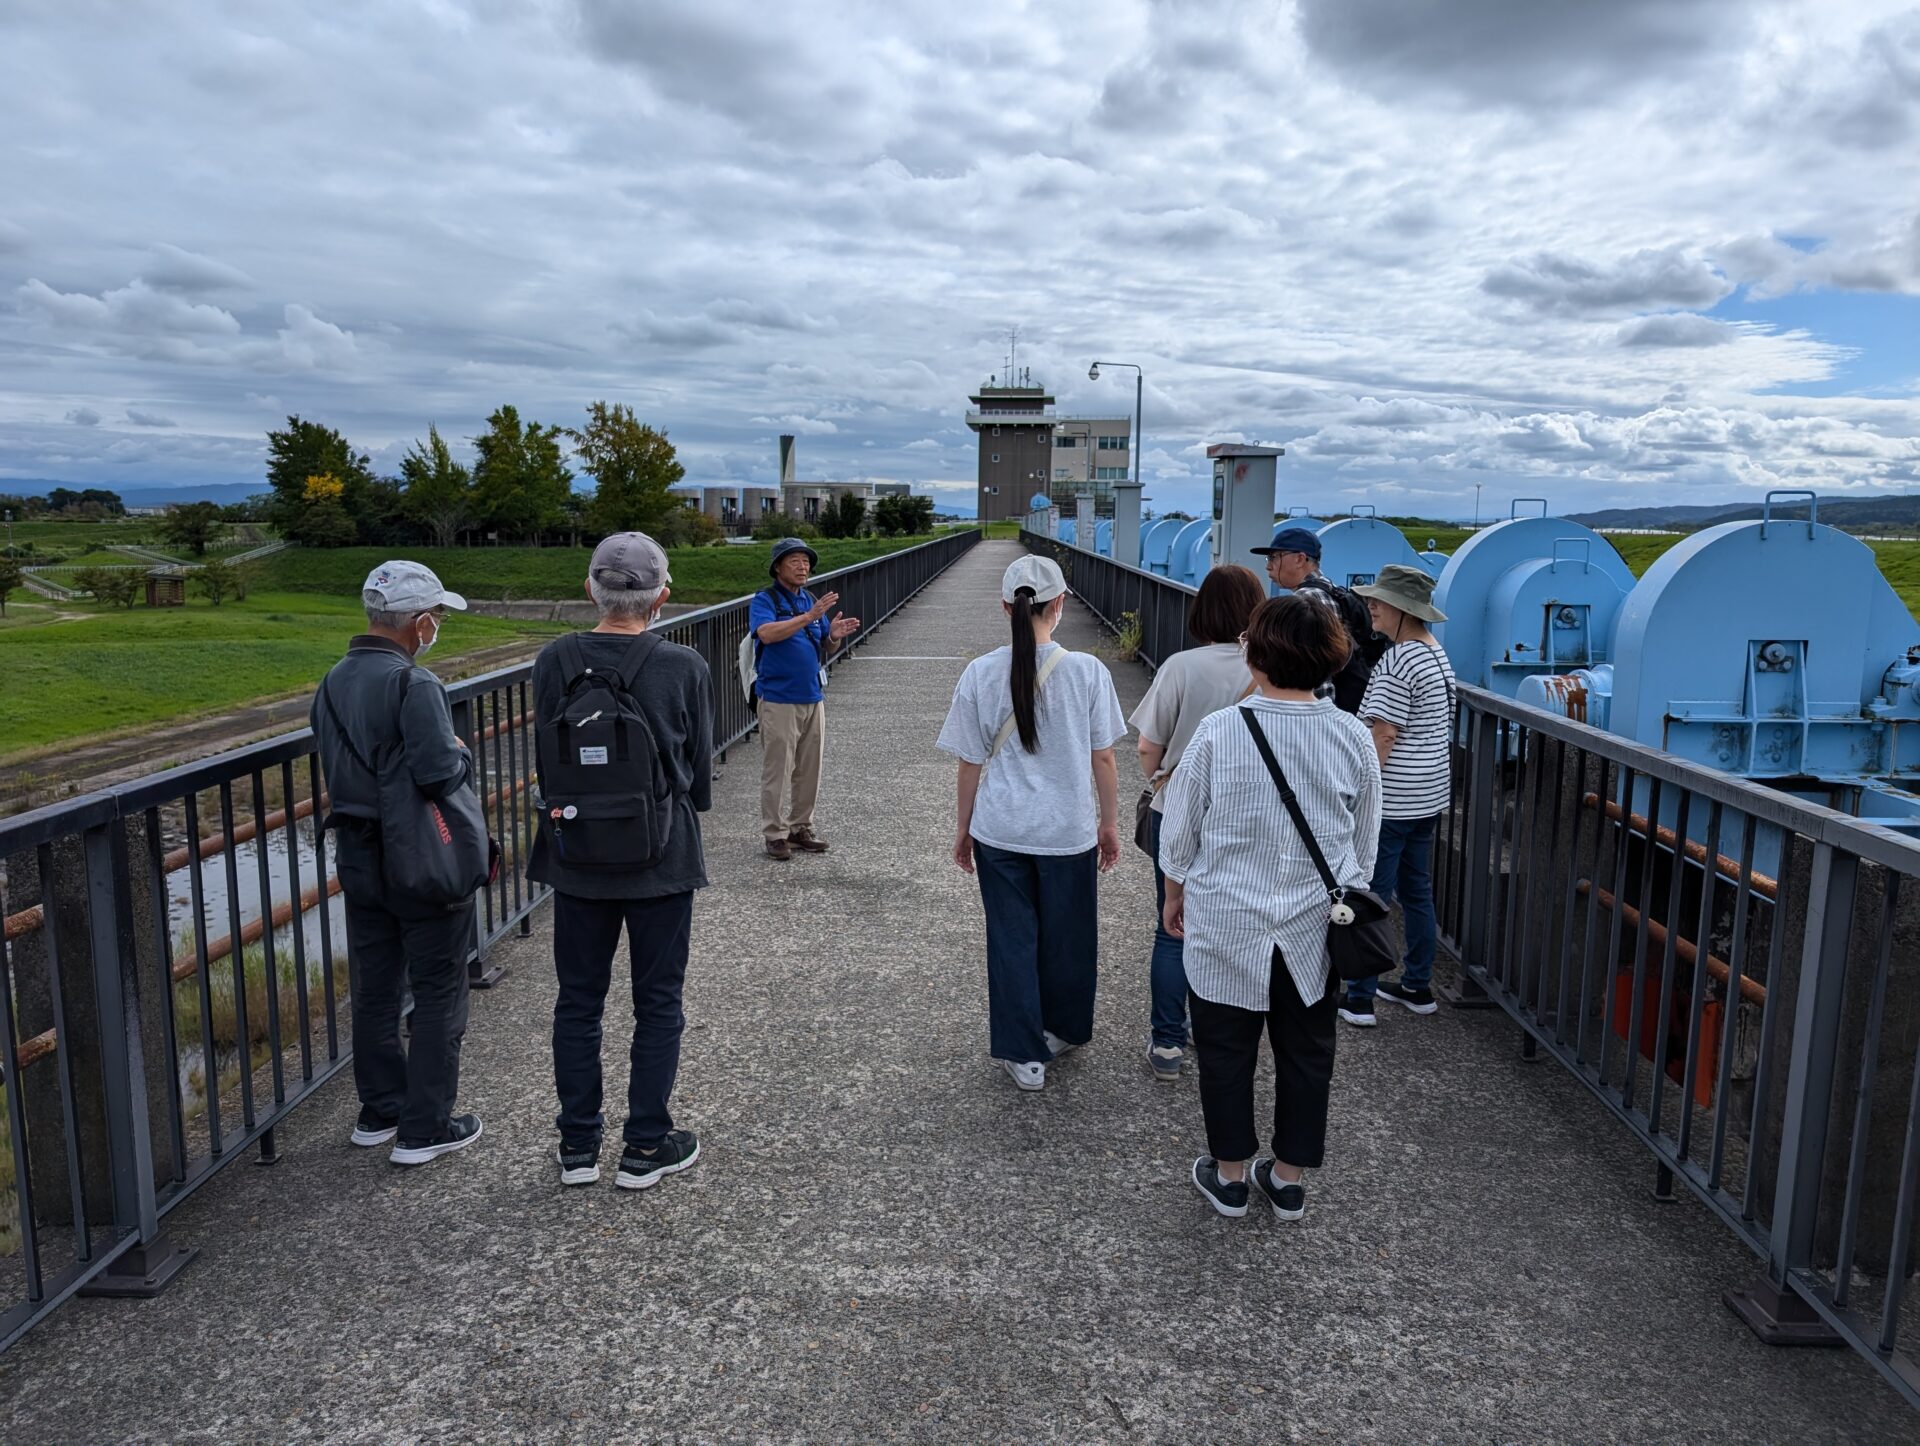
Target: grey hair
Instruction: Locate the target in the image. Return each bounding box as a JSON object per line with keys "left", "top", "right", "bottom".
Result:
{"left": 364, "top": 590, "right": 430, "bottom": 629}
{"left": 589, "top": 577, "right": 662, "bottom": 623}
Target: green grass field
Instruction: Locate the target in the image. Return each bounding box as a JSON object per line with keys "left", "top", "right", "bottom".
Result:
{"left": 0, "top": 592, "right": 569, "bottom": 757}
{"left": 249, "top": 534, "right": 950, "bottom": 605}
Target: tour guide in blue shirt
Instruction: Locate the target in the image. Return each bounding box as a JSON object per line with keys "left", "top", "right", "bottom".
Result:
{"left": 751, "top": 537, "right": 859, "bottom": 860}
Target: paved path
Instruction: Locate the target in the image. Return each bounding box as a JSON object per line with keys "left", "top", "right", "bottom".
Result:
{"left": 0, "top": 541, "right": 1909, "bottom": 1441}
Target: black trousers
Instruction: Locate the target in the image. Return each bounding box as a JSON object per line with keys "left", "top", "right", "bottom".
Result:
{"left": 550, "top": 889, "right": 693, "bottom": 1151}
{"left": 1189, "top": 949, "right": 1337, "bottom": 1167}
{"left": 339, "top": 853, "right": 473, "bottom": 1145}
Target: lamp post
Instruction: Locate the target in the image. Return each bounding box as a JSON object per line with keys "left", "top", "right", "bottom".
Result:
{"left": 1087, "top": 360, "right": 1143, "bottom": 499}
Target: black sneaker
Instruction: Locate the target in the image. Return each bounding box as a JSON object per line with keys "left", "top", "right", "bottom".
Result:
{"left": 1336, "top": 995, "right": 1377, "bottom": 1028}
{"left": 389, "top": 1113, "right": 483, "bottom": 1166}
{"left": 1377, "top": 979, "right": 1439, "bottom": 1015}
{"left": 349, "top": 1106, "right": 398, "bottom": 1147}
{"left": 616, "top": 1129, "right": 700, "bottom": 1190}
{"left": 557, "top": 1139, "right": 601, "bottom": 1187}
{"left": 1252, "top": 1159, "right": 1307, "bottom": 1221}
{"left": 1191, "top": 1156, "right": 1250, "bottom": 1218}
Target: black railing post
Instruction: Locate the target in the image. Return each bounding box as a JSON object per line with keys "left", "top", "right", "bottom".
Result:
{"left": 75, "top": 820, "right": 196, "bottom": 1299}
{"left": 1726, "top": 842, "right": 1854, "bottom": 1346}
{"left": 1439, "top": 708, "right": 1498, "bottom": 1009}
{"left": 451, "top": 693, "right": 505, "bottom": 988}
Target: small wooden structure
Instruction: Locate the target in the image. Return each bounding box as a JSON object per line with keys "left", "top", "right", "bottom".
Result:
{"left": 145, "top": 568, "right": 187, "bottom": 607}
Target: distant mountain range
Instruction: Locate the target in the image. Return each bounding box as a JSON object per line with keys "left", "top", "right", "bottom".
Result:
{"left": 1569, "top": 494, "right": 1920, "bottom": 532}
{"left": 1, "top": 478, "right": 267, "bottom": 507}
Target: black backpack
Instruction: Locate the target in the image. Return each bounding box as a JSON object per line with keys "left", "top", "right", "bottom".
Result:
{"left": 534, "top": 633, "right": 674, "bottom": 870}
{"left": 1300, "top": 575, "right": 1383, "bottom": 712}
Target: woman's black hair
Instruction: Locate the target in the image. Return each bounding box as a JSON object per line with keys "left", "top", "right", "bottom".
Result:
{"left": 1010, "top": 586, "right": 1041, "bottom": 752}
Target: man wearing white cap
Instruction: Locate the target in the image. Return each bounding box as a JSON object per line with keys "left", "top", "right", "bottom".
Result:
{"left": 312, "top": 560, "right": 483, "bottom": 1166}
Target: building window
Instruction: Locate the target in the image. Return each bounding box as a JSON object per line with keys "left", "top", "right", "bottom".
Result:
{"left": 1097, "top": 435, "right": 1129, "bottom": 451}
{"left": 1096, "top": 466, "right": 1130, "bottom": 480}
{"left": 985, "top": 485, "right": 999, "bottom": 495}
{"left": 1055, "top": 434, "right": 1080, "bottom": 448}
{"left": 992, "top": 426, "right": 1000, "bottom": 436}
{"left": 990, "top": 452, "right": 1000, "bottom": 463}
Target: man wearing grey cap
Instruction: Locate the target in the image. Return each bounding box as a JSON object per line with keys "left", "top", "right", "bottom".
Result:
{"left": 528, "top": 532, "right": 713, "bottom": 1191}
{"left": 311, "top": 560, "right": 483, "bottom": 1166}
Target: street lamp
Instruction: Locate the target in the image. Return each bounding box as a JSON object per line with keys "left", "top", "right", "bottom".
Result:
{"left": 1088, "top": 360, "right": 1143, "bottom": 499}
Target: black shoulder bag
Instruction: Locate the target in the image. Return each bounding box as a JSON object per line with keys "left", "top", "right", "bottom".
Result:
{"left": 320, "top": 672, "right": 494, "bottom": 907}
{"left": 1237, "top": 707, "right": 1396, "bottom": 982}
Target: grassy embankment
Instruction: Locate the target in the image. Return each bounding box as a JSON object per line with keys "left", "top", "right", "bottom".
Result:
{"left": 0, "top": 592, "right": 572, "bottom": 758}
{"left": 247, "top": 533, "right": 952, "bottom": 606}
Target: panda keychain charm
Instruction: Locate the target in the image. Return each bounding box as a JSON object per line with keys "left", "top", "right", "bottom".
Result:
{"left": 1330, "top": 897, "right": 1356, "bottom": 926}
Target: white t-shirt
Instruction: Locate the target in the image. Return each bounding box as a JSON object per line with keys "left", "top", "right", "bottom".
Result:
{"left": 1359, "top": 640, "right": 1456, "bottom": 818}
{"left": 1128, "top": 642, "right": 1252, "bottom": 813}
{"left": 937, "top": 644, "right": 1129, "bottom": 856}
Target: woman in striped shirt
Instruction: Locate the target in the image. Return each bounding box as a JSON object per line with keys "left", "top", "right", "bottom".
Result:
{"left": 1339, "top": 565, "right": 1457, "bottom": 1027}
{"left": 1159, "top": 595, "right": 1380, "bottom": 1220}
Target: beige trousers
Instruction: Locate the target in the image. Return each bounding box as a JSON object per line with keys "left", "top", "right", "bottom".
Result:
{"left": 759, "top": 701, "right": 826, "bottom": 841}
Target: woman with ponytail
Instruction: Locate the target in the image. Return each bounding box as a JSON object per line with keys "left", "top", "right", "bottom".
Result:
{"left": 938, "top": 554, "right": 1127, "bottom": 1092}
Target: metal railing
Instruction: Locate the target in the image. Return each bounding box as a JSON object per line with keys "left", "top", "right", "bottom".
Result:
{"left": 0, "top": 527, "right": 979, "bottom": 1350}
{"left": 1021, "top": 529, "right": 1920, "bottom": 1409}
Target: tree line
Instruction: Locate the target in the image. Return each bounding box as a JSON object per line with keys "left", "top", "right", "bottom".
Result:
{"left": 264, "top": 401, "right": 689, "bottom": 550}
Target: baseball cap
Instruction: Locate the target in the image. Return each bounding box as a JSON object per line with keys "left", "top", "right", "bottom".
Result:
{"left": 1001, "top": 553, "right": 1068, "bottom": 604}
{"left": 362, "top": 560, "right": 467, "bottom": 613}
{"left": 1250, "top": 525, "right": 1322, "bottom": 559}
{"left": 589, "top": 532, "right": 671, "bottom": 591}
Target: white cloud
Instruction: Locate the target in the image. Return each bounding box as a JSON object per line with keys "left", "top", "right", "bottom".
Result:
{"left": 66, "top": 406, "right": 101, "bottom": 426}
{"left": 125, "top": 407, "right": 177, "bottom": 427}
{"left": 0, "top": 0, "right": 1915, "bottom": 514}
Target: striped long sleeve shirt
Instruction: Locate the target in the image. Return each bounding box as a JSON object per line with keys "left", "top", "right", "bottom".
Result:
{"left": 1158, "top": 696, "right": 1382, "bottom": 1009}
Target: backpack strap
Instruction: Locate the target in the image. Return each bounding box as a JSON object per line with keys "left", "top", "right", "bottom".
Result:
{"left": 612, "top": 631, "right": 663, "bottom": 691}
{"left": 317, "top": 670, "right": 375, "bottom": 775}
{"left": 987, "top": 648, "right": 1069, "bottom": 762}
{"left": 557, "top": 633, "right": 595, "bottom": 692}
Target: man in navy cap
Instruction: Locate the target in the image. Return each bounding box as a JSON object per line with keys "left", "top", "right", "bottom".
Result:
{"left": 1250, "top": 526, "right": 1379, "bottom": 712}
{"left": 312, "top": 560, "right": 483, "bottom": 1166}
{"left": 750, "top": 537, "right": 860, "bottom": 860}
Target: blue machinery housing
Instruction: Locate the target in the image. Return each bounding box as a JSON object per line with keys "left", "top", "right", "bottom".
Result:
{"left": 1025, "top": 525, "right": 1920, "bottom": 1409}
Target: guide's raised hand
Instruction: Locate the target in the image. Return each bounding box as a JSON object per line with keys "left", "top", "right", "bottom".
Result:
{"left": 808, "top": 590, "right": 841, "bottom": 621}
{"left": 829, "top": 613, "right": 861, "bottom": 640}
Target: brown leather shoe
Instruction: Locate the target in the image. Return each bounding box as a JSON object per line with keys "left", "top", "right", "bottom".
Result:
{"left": 788, "top": 829, "right": 830, "bottom": 854}
{"left": 764, "top": 838, "right": 793, "bottom": 861}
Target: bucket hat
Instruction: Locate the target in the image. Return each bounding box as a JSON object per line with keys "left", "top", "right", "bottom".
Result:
{"left": 1352, "top": 563, "right": 1447, "bottom": 623}
{"left": 769, "top": 537, "right": 819, "bottom": 576}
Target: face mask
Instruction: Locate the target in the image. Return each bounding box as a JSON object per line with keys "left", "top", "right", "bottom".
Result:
{"left": 415, "top": 615, "right": 439, "bottom": 655}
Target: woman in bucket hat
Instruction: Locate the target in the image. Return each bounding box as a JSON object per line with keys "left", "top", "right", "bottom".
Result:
{"left": 1337, "top": 564, "right": 1457, "bottom": 1027}
{"left": 936, "top": 554, "right": 1127, "bottom": 1092}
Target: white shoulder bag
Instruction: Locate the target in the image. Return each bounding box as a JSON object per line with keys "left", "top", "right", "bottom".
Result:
{"left": 986, "top": 648, "right": 1068, "bottom": 762}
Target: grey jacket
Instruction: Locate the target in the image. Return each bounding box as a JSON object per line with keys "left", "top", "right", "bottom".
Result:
{"left": 310, "top": 636, "right": 473, "bottom": 827}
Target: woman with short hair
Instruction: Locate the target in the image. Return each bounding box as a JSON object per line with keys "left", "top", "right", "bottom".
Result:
{"left": 1129, "top": 563, "right": 1265, "bottom": 1081}
{"left": 1159, "top": 595, "right": 1380, "bottom": 1219}
{"left": 938, "top": 554, "right": 1126, "bottom": 1092}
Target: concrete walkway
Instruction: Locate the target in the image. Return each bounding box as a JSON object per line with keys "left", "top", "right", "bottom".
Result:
{"left": 0, "top": 540, "right": 1908, "bottom": 1441}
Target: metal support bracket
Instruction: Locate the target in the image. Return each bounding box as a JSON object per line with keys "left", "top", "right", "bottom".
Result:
{"left": 1724, "top": 1277, "right": 1844, "bottom": 1347}
{"left": 78, "top": 1236, "right": 198, "bottom": 1300}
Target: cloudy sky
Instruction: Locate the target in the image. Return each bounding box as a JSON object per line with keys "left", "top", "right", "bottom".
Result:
{"left": 3, "top": 0, "right": 1918, "bottom": 518}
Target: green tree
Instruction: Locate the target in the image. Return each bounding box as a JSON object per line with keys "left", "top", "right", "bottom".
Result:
{"left": 401, "top": 425, "right": 474, "bottom": 547}
{"left": 75, "top": 566, "right": 140, "bottom": 608}
{"left": 264, "top": 417, "right": 375, "bottom": 545}
{"left": 0, "top": 557, "right": 21, "bottom": 616}
{"left": 818, "top": 492, "right": 869, "bottom": 539}
{"left": 654, "top": 505, "right": 723, "bottom": 548}
{"left": 195, "top": 556, "right": 238, "bottom": 605}
{"left": 874, "top": 494, "right": 935, "bottom": 536}
{"left": 471, "top": 405, "right": 574, "bottom": 541}
{"left": 570, "top": 401, "right": 684, "bottom": 537}
{"left": 160, "top": 501, "right": 223, "bottom": 556}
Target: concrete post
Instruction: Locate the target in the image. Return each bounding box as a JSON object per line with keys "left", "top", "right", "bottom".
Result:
{"left": 1112, "top": 483, "right": 1143, "bottom": 569}
{"left": 1074, "top": 497, "right": 1095, "bottom": 550}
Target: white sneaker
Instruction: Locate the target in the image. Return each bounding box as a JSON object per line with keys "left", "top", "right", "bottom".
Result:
{"left": 1042, "top": 1030, "right": 1080, "bottom": 1059}
{"left": 1003, "top": 1059, "right": 1046, "bottom": 1091}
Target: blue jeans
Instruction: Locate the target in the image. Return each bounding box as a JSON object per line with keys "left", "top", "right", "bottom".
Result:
{"left": 1348, "top": 814, "right": 1438, "bottom": 1002}
{"left": 974, "top": 840, "right": 1099, "bottom": 1063}
{"left": 1147, "top": 809, "right": 1191, "bottom": 1048}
